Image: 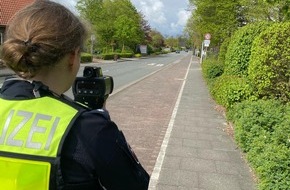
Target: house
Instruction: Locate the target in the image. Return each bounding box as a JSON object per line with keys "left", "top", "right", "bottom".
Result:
{"left": 0, "top": 0, "right": 35, "bottom": 44}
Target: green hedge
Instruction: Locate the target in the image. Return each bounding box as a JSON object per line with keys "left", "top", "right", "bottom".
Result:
{"left": 80, "top": 52, "right": 93, "bottom": 63}
{"left": 227, "top": 100, "right": 285, "bottom": 152}
{"left": 218, "top": 37, "right": 231, "bottom": 63}
{"left": 201, "top": 57, "right": 224, "bottom": 86}
{"left": 227, "top": 100, "right": 290, "bottom": 189}
{"left": 210, "top": 75, "right": 252, "bottom": 108}
{"left": 224, "top": 22, "right": 271, "bottom": 76}
{"left": 248, "top": 22, "right": 290, "bottom": 102}
{"left": 120, "top": 53, "right": 134, "bottom": 58}
{"left": 101, "top": 52, "right": 134, "bottom": 60}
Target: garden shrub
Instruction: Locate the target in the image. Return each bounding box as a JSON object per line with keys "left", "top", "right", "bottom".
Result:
{"left": 80, "top": 52, "right": 93, "bottom": 63}
{"left": 249, "top": 142, "right": 290, "bottom": 190}
{"left": 226, "top": 99, "right": 290, "bottom": 189}
{"left": 101, "top": 52, "right": 134, "bottom": 60}
{"left": 201, "top": 57, "right": 224, "bottom": 86}
{"left": 248, "top": 22, "right": 290, "bottom": 102}
{"left": 147, "top": 45, "right": 154, "bottom": 55}
{"left": 218, "top": 37, "right": 231, "bottom": 63}
{"left": 210, "top": 75, "right": 252, "bottom": 108}
{"left": 135, "top": 53, "right": 142, "bottom": 58}
{"left": 224, "top": 22, "right": 271, "bottom": 76}
{"left": 271, "top": 104, "right": 290, "bottom": 148}
{"left": 102, "top": 53, "right": 116, "bottom": 60}
{"left": 227, "top": 99, "right": 285, "bottom": 152}
{"left": 119, "top": 52, "right": 133, "bottom": 58}
{"left": 247, "top": 114, "right": 290, "bottom": 190}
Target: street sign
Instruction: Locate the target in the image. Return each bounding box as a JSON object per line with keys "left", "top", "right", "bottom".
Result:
{"left": 204, "top": 39, "right": 210, "bottom": 47}
{"left": 204, "top": 33, "right": 211, "bottom": 40}
{"left": 140, "top": 45, "right": 147, "bottom": 54}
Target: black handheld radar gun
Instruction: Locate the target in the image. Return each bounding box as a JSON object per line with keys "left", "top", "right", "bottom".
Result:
{"left": 72, "top": 66, "right": 114, "bottom": 109}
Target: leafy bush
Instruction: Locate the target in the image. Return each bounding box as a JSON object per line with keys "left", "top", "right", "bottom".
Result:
{"left": 227, "top": 99, "right": 285, "bottom": 152}
{"left": 227, "top": 100, "right": 290, "bottom": 189}
{"left": 248, "top": 22, "right": 290, "bottom": 102}
{"left": 224, "top": 22, "right": 271, "bottom": 76}
{"left": 101, "top": 52, "right": 134, "bottom": 60}
{"left": 135, "top": 53, "right": 142, "bottom": 58}
{"left": 80, "top": 52, "right": 93, "bottom": 63}
{"left": 147, "top": 45, "right": 154, "bottom": 55}
{"left": 102, "top": 53, "right": 116, "bottom": 60}
{"left": 210, "top": 75, "right": 252, "bottom": 108}
{"left": 201, "top": 57, "right": 224, "bottom": 84}
{"left": 249, "top": 142, "right": 290, "bottom": 190}
{"left": 271, "top": 104, "right": 290, "bottom": 148}
{"left": 218, "top": 37, "right": 231, "bottom": 63}
{"left": 119, "top": 52, "right": 133, "bottom": 58}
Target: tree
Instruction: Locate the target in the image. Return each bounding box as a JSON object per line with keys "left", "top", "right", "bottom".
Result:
{"left": 114, "top": 15, "right": 142, "bottom": 52}
{"left": 186, "top": 0, "right": 244, "bottom": 47}
{"left": 77, "top": 0, "right": 147, "bottom": 53}
{"left": 165, "top": 37, "right": 179, "bottom": 49}
{"left": 240, "top": 0, "right": 290, "bottom": 22}
{"left": 139, "top": 12, "right": 152, "bottom": 44}
{"left": 149, "top": 30, "right": 165, "bottom": 51}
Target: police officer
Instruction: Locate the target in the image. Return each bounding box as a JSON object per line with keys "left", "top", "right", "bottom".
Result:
{"left": 0, "top": 1, "right": 149, "bottom": 189}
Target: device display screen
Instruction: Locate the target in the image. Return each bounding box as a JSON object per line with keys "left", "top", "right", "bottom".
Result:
{"left": 77, "top": 82, "right": 100, "bottom": 90}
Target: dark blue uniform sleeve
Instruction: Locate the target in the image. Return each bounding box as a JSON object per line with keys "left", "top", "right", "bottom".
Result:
{"left": 75, "top": 110, "right": 150, "bottom": 190}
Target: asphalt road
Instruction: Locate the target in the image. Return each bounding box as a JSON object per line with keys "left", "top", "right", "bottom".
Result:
{"left": 65, "top": 52, "right": 189, "bottom": 98}
{"left": 0, "top": 51, "right": 191, "bottom": 175}
{"left": 0, "top": 52, "right": 187, "bottom": 92}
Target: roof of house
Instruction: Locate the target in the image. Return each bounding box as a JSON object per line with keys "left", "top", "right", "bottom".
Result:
{"left": 0, "top": 0, "right": 35, "bottom": 26}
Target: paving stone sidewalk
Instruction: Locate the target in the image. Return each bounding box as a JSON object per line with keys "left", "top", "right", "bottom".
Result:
{"left": 149, "top": 56, "right": 257, "bottom": 190}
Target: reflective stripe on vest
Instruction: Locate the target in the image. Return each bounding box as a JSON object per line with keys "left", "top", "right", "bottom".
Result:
{"left": 0, "top": 156, "right": 51, "bottom": 190}
{"left": 0, "top": 97, "right": 78, "bottom": 157}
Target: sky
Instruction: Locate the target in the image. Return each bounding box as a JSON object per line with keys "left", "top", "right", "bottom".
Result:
{"left": 53, "top": 0, "right": 191, "bottom": 37}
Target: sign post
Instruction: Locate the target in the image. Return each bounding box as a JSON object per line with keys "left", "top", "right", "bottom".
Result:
{"left": 204, "top": 33, "right": 211, "bottom": 40}
{"left": 200, "top": 33, "right": 211, "bottom": 63}
{"left": 90, "top": 34, "right": 96, "bottom": 55}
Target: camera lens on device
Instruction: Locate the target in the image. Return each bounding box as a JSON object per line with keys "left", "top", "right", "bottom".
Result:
{"left": 83, "top": 67, "right": 94, "bottom": 78}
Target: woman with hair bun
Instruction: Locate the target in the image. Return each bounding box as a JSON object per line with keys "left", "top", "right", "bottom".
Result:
{"left": 0, "top": 1, "right": 149, "bottom": 189}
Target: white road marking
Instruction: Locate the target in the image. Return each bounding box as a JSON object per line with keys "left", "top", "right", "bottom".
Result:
{"left": 148, "top": 56, "right": 193, "bottom": 190}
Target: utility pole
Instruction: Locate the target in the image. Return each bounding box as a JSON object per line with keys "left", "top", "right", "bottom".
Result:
{"left": 90, "top": 34, "right": 95, "bottom": 55}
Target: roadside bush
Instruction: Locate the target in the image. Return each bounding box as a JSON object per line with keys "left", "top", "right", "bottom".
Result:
{"left": 227, "top": 100, "right": 290, "bottom": 189}
{"left": 218, "top": 37, "right": 231, "bottom": 63}
{"left": 101, "top": 52, "right": 134, "bottom": 60}
{"left": 161, "top": 50, "right": 170, "bottom": 54}
{"left": 135, "top": 53, "right": 142, "bottom": 58}
{"left": 201, "top": 57, "right": 224, "bottom": 85}
{"left": 271, "top": 104, "right": 290, "bottom": 148}
{"left": 102, "top": 53, "right": 116, "bottom": 60}
{"left": 147, "top": 45, "right": 154, "bottom": 55}
{"left": 248, "top": 22, "right": 290, "bottom": 102}
{"left": 80, "top": 52, "right": 93, "bottom": 63}
{"left": 119, "top": 52, "right": 133, "bottom": 58}
{"left": 224, "top": 22, "right": 271, "bottom": 76}
{"left": 210, "top": 75, "right": 252, "bottom": 108}
{"left": 249, "top": 142, "right": 290, "bottom": 190}
{"left": 227, "top": 100, "right": 285, "bottom": 152}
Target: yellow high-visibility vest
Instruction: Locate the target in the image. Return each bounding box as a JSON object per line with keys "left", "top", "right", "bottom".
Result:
{"left": 0, "top": 96, "right": 82, "bottom": 190}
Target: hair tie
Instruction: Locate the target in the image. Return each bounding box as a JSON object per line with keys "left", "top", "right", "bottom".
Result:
{"left": 24, "top": 39, "right": 31, "bottom": 46}
{"left": 23, "top": 39, "right": 39, "bottom": 53}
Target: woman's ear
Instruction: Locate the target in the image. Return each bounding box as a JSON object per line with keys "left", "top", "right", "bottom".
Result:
{"left": 68, "top": 47, "right": 80, "bottom": 68}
